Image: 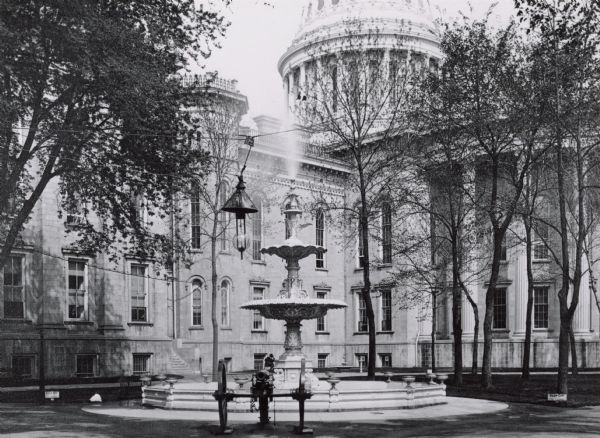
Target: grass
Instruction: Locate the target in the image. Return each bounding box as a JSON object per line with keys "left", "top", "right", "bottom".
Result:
{"left": 446, "top": 373, "right": 600, "bottom": 407}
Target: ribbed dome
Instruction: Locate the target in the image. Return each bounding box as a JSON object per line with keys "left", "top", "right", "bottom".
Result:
{"left": 295, "top": 0, "right": 440, "bottom": 44}
{"left": 279, "top": 0, "right": 442, "bottom": 77}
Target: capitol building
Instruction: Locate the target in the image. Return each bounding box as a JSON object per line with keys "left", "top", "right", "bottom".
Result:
{"left": 1, "top": 0, "right": 599, "bottom": 380}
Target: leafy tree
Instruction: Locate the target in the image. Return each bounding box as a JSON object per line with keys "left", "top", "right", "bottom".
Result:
{"left": 185, "top": 78, "right": 248, "bottom": 380}
{"left": 515, "top": 0, "right": 600, "bottom": 394}
{"left": 424, "top": 14, "right": 551, "bottom": 389}
{"left": 0, "top": 0, "right": 230, "bottom": 271}
{"left": 299, "top": 21, "right": 417, "bottom": 377}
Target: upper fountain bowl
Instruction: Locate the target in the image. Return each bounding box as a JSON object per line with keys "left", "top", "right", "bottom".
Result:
{"left": 240, "top": 298, "right": 347, "bottom": 321}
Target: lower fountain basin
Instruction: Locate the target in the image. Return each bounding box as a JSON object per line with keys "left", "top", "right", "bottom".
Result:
{"left": 142, "top": 379, "right": 446, "bottom": 412}
{"left": 240, "top": 298, "right": 347, "bottom": 320}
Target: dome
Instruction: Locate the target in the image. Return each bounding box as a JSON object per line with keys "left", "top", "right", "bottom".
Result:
{"left": 279, "top": 0, "right": 442, "bottom": 77}
{"left": 297, "top": 0, "right": 439, "bottom": 41}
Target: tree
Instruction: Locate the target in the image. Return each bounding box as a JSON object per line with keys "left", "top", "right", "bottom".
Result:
{"left": 185, "top": 79, "right": 248, "bottom": 380}
{"left": 299, "top": 21, "right": 417, "bottom": 377}
{"left": 423, "top": 13, "right": 552, "bottom": 389}
{"left": 515, "top": 0, "right": 600, "bottom": 394}
{"left": 0, "top": 0, "right": 230, "bottom": 272}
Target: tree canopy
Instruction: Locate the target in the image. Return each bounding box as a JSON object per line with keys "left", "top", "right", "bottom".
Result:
{"left": 0, "top": 0, "right": 231, "bottom": 268}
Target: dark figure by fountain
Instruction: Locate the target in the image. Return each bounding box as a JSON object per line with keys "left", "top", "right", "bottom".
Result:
{"left": 265, "top": 354, "right": 275, "bottom": 372}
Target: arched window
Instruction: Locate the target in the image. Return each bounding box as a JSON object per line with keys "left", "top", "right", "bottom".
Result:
{"left": 191, "top": 182, "right": 202, "bottom": 249}
{"left": 191, "top": 279, "right": 203, "bottom": 326}
{"left": 218, "top": 181, "right": 230, "bottom": 251}
{"left": 381, "top": 202, "right": 392, "bottom": 264}
{"left": 315, "top": 209, "right": 325, "bottom": 268}
{"left": 220, "top": 279, "right": 231, "bottom": 327}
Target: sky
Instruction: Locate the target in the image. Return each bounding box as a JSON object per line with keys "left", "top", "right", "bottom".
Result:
{"left": 201, "top": 0, "right": 516, "bottom": 123}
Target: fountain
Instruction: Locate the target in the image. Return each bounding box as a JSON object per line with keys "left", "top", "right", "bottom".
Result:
{"left": 240, "top": 186, "right": 347, "bottom": 389}
{"left": 142, "top": 186, "right": 447, "bottom": 412}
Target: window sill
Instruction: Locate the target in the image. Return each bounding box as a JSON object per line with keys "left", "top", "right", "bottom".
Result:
{"left": 0, "top": 318, "right": 32, "bottom": 324}
{"left": 499, "top": 260, "right": 508, "bottom": 265}
{"left": 64, "top": 320, "right": 94, "bottom": 326}
{"left": 220, "top": 327, "right": 232, "bottom": 331}
{"left": 377, "top": 331, "right": 394, "bottom": 335}
{"left": 492, "top": 328, "right": 510, "bottom": 333}
{"left": 190, "top": 249, "right": 203, "bottom": 254}
{"left": 353, "top": 268, "right": 364, "bottom": 272}
{"left": 315, "top": 331, "right": 330, "bottom": 335}
{"left": 219, "top": 251, "right": 233, "bottom": 256}
{"left": 315, "top": 267, "right": 328, "bottom": 272}
{"left": 189, "top": 326, "right": 204, "bottom": 330}
{"left": 533, "top": 328, "right": 553, "bottom": 332}
{"left": 128, "top": 322, "right": 153, "bottom": 327}
{"left": 377, "top": 263, "right": 393, "bottom": 270}
{"left": 353, "top": 331, "right": 369, "bottom": 335}
{"left": 251, "top": 330, "right": 268, "bottom": 334}
{"left": 251, "top": 260, "right": 266, "bottom": 265}
{"left": 532, "top": 259, "right": 550, "bottom": 264}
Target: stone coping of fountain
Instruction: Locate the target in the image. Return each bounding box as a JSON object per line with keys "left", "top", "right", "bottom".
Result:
{"left": 140, "top": 379, "right": 448, "bottom": 412}
{"left": 84, "top": 397, "right": 509, "bottom": 421}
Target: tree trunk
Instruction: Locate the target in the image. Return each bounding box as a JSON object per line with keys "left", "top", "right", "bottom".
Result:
{"left": 431, "top": 291, "right": 437, "bottom": 372}
{"left": 569, "top": 324, "right": 578, "bottom": 376}
{"left": 211, "top": 219, "right": 219, "bottom": 381}
{"left": 451, "top": 242, "right": 462, "bottom": 385}
{"left": 459, "top": 278, "right": 478, "bottom": 376}
{"left": 481, "top": 230, "right": 505, "bottom": 390}
{"left": 360, "top": 210, "right": 376, "bottom": 378}
{"left": 522, "top": 215, "right": 534, "bottom": 380}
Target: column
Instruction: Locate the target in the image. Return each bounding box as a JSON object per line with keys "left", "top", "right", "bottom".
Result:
{"left": 284, "top": 73, "right": 290, "bottom": 116}
{"left": 573, "top": 255, "right": 592, "bottom": 335}
{"left": 514, "top": 249, "right": 527, "bottom": 336}
{"left": 299, "top": 62, "right": 306, "bottom": 99}
{"left": 462, "top": 293, "right": 475, "bottom": 336}
{"left": 288, "top": 71, "right": 295, "bottom": 119}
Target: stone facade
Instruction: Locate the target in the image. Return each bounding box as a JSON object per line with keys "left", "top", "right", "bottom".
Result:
{"left": 2, "top": 0, "right": 600, "bottom": 380}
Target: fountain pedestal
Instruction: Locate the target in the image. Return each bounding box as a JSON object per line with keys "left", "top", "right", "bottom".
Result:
{"left": 240, "top": 187, "right": 346, "bottom": 390}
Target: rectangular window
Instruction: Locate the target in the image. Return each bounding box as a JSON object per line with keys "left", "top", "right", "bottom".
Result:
{"left": 500, "top": 233, "right": 507, "bottom": 261}
{"left": 420, "top": 343, "right": 432, "bottom": 368}
{"left": 381, "top": 204, "right": 392, "bottom": 264}
{"left": 317, "top": 353, "right": 329, "bottom": 369}
{"left": 533, "top": 221, "right": 549, "bottom": 260}
{"left": 3, "top": 255, "right": 24, "bottom": 319}
{"left": 253, "top": 353, "right": 266, "bottom": 371}
{"left": 357, "top": 293, "right": 368, "bottom": 332}
{"left": 191, "top": 185, "right": 202, "bottom": 250}
{"left": 76, "top": 355, "right": 96, "bottom": 377}
{"left": 252, "top": 201, "right": 262, "bottom": 261}
{"left": 130, "top": 264, "right": 148, "bottom": 322}
{"left": 492, "top": 288, "right": 507, "bottom": 329}
{"left": 133, "top": 353, "right": 151, "bottom": 375}
{"left": 379, "top": 353, "right": 392, "bottom": 368}
{"left": 355, "top": 353, "right": 368, "bottom": 369}
{"left": 357, "top": 224, "right": 365, "bottom": 268}
{"left": 534, "top": 286, "right": 549, "bottom": 329}
{"left": 67, "top": 260, "right": 87, "bottom": 320}
{"left": 218, "top": 183, "right": 230, "bottom": 252}
{"left": 315, "top": 210, "right": 325, "bottom": 268}
{"left": 316, "top": 291, "right": 327, "bottom": 332}
{"left": 12, "top": 355, "right": 33, "bottom": 378}
{"left": 252, "top": 287, "right": 265, "bottom": 331}
{"left": 131, "top": 193, "right": 147, "bottom": 227}
{"left": 380, "top": 289, "right": 392, "bottom": 331}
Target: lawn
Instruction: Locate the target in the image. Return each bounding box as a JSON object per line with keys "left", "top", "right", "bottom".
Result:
{"left": 446, "top": 373, "right": 600, "bottom": 407}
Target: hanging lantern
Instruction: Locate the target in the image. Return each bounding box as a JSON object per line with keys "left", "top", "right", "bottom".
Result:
{"left": 221, "top": 175, "right": 258, "bottom": 258}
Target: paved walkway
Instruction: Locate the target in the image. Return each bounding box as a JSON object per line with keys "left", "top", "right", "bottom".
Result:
{"left": 2, "top": 399, "right": 600, "bottom": 437}
{"left": 82, "top": 397, "right": 507, "bottom": 422}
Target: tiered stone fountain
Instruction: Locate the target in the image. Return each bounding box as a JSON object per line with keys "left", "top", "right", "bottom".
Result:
{"left": 142, "top": 187, "right": 447, "bottom": 411}
{"left": 241, "top": 187, "right": 347, "bottom": 389}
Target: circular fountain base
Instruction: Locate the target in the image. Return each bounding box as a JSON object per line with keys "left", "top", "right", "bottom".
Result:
{"left": 142, "top": 379, "right": 446, "bottom": 412}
